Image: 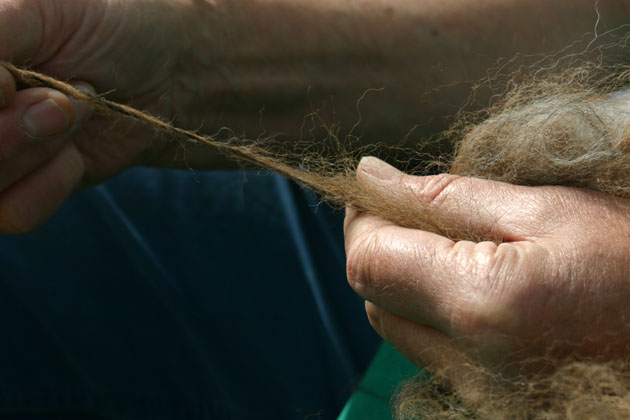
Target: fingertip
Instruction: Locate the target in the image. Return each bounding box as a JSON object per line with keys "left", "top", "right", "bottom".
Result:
{"left": 364, "top": 302, "right": 407, "bottom": 350}
{"left": 46, "top": 90, "right": 76, "bottom": 123}
{"left": 356, "top": 156, "right": 403, "bottom": 182}
{"left": 22, "top": 90, "right": 75, "bottom": 139}
{"left": 365, "top": 301, "right": 382, "bottom": 331}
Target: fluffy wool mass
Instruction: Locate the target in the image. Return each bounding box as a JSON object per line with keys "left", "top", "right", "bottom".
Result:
{"left": 452, "top": 80, "right": 630, "bottom": 198}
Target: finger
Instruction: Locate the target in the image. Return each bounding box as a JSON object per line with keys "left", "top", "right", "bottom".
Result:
{"left": 0, "top": 85, "right": 93, "bottom": 192}
{"left": 356, "top": 156, "right": 560, "bottom": 241}
{"left": 0, "top": 141, "right": 84, "bottom": 233}
{"left": 0, "top": 64, "right": 16, "bottom": 107}
{"left": 366, "top": 302, "right": 496, "bottom": 407}
{"left": 345, "top": 207, "right": 539, "bottom": 335}
{"left": 0, "top": 87, "right": 74, "bottom": 159}
{"left": 343, "top": 204, "right": 378, "bottom": 255}
{"left": 0, "top": 140, "right": 67, "bottom": 193}
{"left": 345, "top": 208, "right": 459, "bottom": 332}
{"left": 365, "top": 302, "right": 474, "bottom": 375}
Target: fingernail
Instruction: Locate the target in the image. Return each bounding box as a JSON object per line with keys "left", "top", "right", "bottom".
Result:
{"left": 22, "top": 98, "right": 71, "bottom": 138}
{"left": 358, "top": 156, "right": 402, "bottom": 181}
{"left": 69, "top": 81, "right": 96, "bottom": 123}
{"left": 0, "top": 88, "right": 6, "bottom": 107}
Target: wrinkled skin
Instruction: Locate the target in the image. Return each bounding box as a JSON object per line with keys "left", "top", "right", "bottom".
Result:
{"left": 345, "top": 157, "right": 630, "bottom": 383}
{"left": 0, "top": 0, "right": 194, "bottom": 233}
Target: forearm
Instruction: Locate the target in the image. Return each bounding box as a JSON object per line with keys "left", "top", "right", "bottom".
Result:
{"left": 160, "top": 0, "right": 630, "bottom": 168}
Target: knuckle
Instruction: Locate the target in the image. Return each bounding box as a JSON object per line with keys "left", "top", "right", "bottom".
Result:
{"left": 418, "top": 173, "right": 462, "bottom": 207}
{"left": 525, "top": 194, "right": 557, "bottom": 220}
{"left": 345, "top": 224, "right": 391, "bottom": 293}
{"left": 345, "top": 226, "right": 376, "bottom": 287}
{"left": 515, "top": 187, "right": 572, "bottom": 232}
{"left": 453, "top": 292, "right": 516, "bottom": 339}
{"left": 449, "top": 242, "right": 525, "bottom": 336}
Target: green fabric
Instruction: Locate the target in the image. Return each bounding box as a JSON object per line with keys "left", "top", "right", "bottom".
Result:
{"left": 338, "top": 342, "right": 423, "bottom": 420}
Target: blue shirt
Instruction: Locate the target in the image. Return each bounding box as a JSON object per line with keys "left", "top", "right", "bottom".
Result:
{"left": 0, "top": 168, "right": 381, "bottom": 419}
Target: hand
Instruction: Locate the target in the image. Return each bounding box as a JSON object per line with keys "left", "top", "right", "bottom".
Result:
{"left": 344, "top": 157, "right": 630, "bottom": 379}
{"left": 0, "top": 0, "right": 197, "bottom": 233}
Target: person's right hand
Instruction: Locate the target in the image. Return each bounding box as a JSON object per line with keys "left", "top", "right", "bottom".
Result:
{"left": 0, "top": 0, "right": 200, "bottom": 233}
{"left": 344, "top": 157, "right": 630, "bottom": 382}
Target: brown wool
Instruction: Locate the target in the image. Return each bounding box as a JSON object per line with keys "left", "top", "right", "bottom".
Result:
{"left": 6, "top": 59, "right": 630, "bottom": 420}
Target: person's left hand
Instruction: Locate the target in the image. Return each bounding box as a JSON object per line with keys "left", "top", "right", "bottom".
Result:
{"left": 344, "top": 156, "right": 630, "bottom": 379}
{"left": 0, "top": 0, "right": 211, "bottom": 233}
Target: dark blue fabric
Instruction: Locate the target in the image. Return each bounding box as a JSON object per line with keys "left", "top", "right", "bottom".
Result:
{"left": 0, "top": 168, "right": 380, "bottom": 420}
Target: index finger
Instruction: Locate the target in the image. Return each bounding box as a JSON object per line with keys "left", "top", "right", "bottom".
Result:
{"left": 345, "top": 208, "right": 456, "bottom": 333}
{"left": 344, "top": 208, "right": 539, "bottom": 337}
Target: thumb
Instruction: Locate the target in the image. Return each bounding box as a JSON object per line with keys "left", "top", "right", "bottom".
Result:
{"left": 356, "top": 156, "right": 556, "bottom": 242}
